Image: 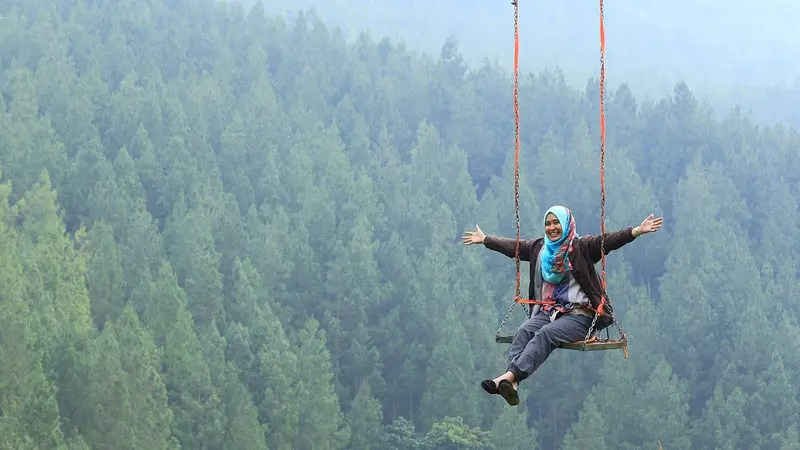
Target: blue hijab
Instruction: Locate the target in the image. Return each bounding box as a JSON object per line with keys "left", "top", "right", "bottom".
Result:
{"left": 540, "top": 205, "right": 577, "bottom": 284}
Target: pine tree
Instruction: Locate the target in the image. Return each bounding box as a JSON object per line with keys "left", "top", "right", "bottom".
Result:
{"left": 0, "top": 174, "right": 68, "bottom": 448}
{"left": 347, "top": 380, "right": 384, "bottom": 450}
{"left": 85, "top": 219, "right": 126, "bottom": 329}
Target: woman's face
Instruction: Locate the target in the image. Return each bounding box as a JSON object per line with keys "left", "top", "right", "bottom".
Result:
{"left": 544, "top": 213, "right": 563, "bottom": 242}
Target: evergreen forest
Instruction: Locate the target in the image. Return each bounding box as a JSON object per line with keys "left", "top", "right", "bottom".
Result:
{"left": 0, "top": 0, "right": 799, "bottom": 449}
{"left": 261, "top": 0, "right": 800, "bottom": 127}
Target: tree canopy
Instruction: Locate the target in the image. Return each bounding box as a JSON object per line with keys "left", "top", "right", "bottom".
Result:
{"left": 0, "top": 0, "right": 798, "bottom": 448}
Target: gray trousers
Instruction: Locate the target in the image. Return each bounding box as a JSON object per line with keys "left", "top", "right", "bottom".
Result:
{"left": 507, "top": 310, "right": 593, "bottom": 382}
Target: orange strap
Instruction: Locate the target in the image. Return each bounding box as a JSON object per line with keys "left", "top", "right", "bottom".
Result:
{"left": 511, "top": 0, "right": 610, "bottom": 318}
{"left": 514, "top": 297, "right": 604, "bottom": 315}
{"left": 511, "top": 0, "right": 523, "bottom": 309}
{"left": 597, "top": 0, "right": 608, "bottom": 316}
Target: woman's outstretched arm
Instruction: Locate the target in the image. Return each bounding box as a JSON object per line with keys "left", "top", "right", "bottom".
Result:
{"left": 581, "top": 214, "right": 663, "bottom": 263}
{"left": 462, "top": 225, "right": 534, "bottom": 261}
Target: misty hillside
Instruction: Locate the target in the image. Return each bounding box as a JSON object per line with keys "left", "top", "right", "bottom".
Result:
{"left": 0, "top": 0, "right": 800, "bottom": 449}
{"left": 259, "top": 0, "right": 800, "bottom": 126}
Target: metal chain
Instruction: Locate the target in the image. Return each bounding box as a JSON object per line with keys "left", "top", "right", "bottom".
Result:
{"left": 498, "top": 0, "right": 629, "bottom": 358}
{"left": 615, "top": 318, "right": 629, "bottom": 357}
{"left": 511, "top": 0, "right": 522, "bottom": 306}
{"left": 578, "top": 293, "right": 628, "bottom": 351}
{"left": 511, "top": 0, "right": 529, "bottom": 319}
{"left": 583, "top": 311, "right": 599, "bottom": 346}
{"left": 595, "top": 0, "right": 627, "bottom": 356}
{"left": 495, "top": 299, "right": 518, "bottom": 340}
{"left": 589, "top": 0, "right": 613, "bottom": 352}
{"left": 496, "top": 0, "right": 525, "bottom": 341}
{"left": 598, "top": 0, "right": 608, "bottom": 308}
{"left": 611, "top": 298, "right": 627, "bottom": 339}
{"left": 572, "top": 0, "right": 609, "bottom": 352}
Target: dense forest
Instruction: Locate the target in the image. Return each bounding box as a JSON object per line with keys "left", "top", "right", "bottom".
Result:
{"left": 259, "top": 0, "right": 800, "bottom": 127}
{"left": 0, "top": 0, "right": 799, "bottom": 449}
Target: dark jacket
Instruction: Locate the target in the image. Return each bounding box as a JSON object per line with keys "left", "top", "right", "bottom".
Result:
{"left": 483, "top": 227, "right": 637, "bottom": 327}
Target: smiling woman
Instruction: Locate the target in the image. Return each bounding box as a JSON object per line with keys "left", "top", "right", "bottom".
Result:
{"left": 458, "top": 0, "right": 670, "bottom": 407}
{"left": 544, "top": 211, "right": 563, "bottom": 241}
{"left": 540, "top": 205, "right": 576, "bottom": 285}
{"left": 462, "top": 207, "right": 662, "bottom": 406}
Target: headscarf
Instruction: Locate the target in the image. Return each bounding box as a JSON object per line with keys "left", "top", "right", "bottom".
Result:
{"left": 540, "top": 205, "right": 578, "bottom": 284}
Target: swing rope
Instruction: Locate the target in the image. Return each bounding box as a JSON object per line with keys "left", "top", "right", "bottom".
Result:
{"left": 511, "top": 0, "right": 525, "bottom": 316}
{"left": 598, "top": 0, "right": 608, "bottom": 316}
{"left": 496, "top": 0, "right": 628, "bottom": 358}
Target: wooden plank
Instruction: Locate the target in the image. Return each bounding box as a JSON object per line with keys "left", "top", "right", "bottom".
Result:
{"left": 495, "top": 335, "right": 626, "bottom": 351}
{"left": 560, "top": 340, "right": 626, "bottom": 351}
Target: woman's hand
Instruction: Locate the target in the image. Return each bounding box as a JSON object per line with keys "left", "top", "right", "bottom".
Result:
{"left": 634, "top": 214, "right": 663, "bottom": 237}
{"left": 462, "top": 225, "right": 486, "bottom": 245}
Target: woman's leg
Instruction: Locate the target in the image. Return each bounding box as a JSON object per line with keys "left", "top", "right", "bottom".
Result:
{"left": 482, "top": 312, "right": 550, "bottom": 404}
{"left": 507, "top": 313, "right": 592, "bottom": 383}
{"left": 507, "top": 312, "right": 551, "bottom": 369}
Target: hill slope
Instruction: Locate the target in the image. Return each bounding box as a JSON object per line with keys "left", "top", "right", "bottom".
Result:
{"left": 0, "top": 0, "right": 799, "bottom": 449}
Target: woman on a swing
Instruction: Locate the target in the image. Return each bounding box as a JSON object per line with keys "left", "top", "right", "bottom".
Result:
{"left": 462, "top": 205, "right": 662, "bottom": 406}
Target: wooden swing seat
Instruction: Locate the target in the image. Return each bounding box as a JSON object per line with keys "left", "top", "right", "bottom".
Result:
{"left": 494, "top": 334, "right": 627, "bottom": 351}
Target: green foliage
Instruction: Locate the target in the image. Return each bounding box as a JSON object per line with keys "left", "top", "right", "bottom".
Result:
{"left": 0, "top": 0, "right": 797, "bottom": 448}
{"left": 260, "top": 0, "right": 800, "bottom": 127}
{"left": 425, "top": 416, "right": 494, "bottom": 450}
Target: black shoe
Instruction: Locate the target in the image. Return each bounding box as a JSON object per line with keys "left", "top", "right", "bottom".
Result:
{"left": 497, "top": 380, "right": 519, "bottom": 406}
{"left": 480, "top": 379, "right": 499, "bottom": 395}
